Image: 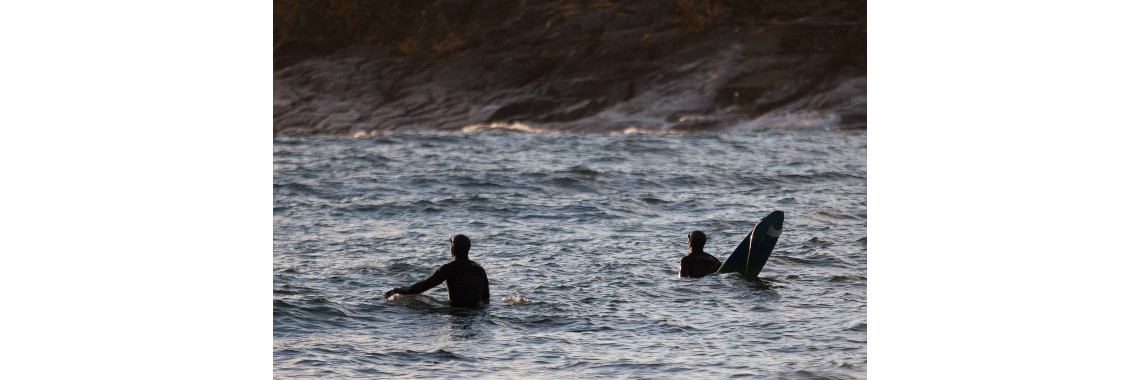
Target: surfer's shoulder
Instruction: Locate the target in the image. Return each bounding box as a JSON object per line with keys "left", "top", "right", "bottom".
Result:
{"left": 448, "top": 258, "right": 483, "bottom": 269}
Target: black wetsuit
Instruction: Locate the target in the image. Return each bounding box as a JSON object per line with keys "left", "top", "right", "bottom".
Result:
{"left": 393, "top": 258, "right": 490, "bottom": 307}
{"left": 679, "top": 251, "right": 721, "bottom": 278}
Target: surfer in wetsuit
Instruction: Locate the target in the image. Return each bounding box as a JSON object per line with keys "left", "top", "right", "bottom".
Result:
{"left": 679, "top": 230, "right": 722, "bottom": 278}
{"left": 385, "top": 234, "right": 491, "bottom": 307}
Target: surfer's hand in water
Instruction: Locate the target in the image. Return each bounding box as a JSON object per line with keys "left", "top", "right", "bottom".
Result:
{"left": 385, "top": 288, "right": 401, "bottom": 299}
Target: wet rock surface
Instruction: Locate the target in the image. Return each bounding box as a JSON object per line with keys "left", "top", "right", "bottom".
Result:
{"left": 274, "top": 0, "right": 866, "bottom": 134}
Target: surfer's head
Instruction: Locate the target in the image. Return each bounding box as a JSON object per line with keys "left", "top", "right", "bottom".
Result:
{"left": 450, "top": 234, "right": 471, "bottom": 259}
{"left": 687, "top": 230, "right": 706, "bottom": 251}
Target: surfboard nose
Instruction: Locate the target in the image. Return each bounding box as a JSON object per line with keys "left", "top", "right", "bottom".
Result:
{"left": 768, "top": 210, "right": 784, "bottom": 229}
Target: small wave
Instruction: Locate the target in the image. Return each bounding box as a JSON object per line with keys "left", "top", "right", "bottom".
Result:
{"left": 501, "top": 293, "right": 530, "bottom": 303}
{"left": 344, "top": 203, "right": 385, "bottom": 213}
{"left": 458, "top": 180, "right": 507, "bottom": 189}
{"left": 569, "top": 325, "right": 615, "bottom": 333}
{"left": 423, "top": 349, "right": 468, "bottom": 361}
{"left": 801, "top": 237, "right": 834, "bottom": 248}
{"left": 378, "top": 349, "right": 470, "bottom": 362}
{"left": 274, "top": 298, "right": 297, "bottom": 309}
{"left": 777, "top": 256, "right": 840, "bottom": 267}
{"left": 566, "top": 165, "right": 601, "bottom": 177}
{"left": 818, "top": 209, "right": 862, "bottom": 220}
{"left": 461, "top": 122, "right": 550, "bottom": 133}
{"left": 774, "top": 172, "right": 865, "bottom": 185}
{"left": 828, "top": 275, "right": 863, "bottom": 283}
{"left": 385, "top": 262, "right": 423, "bottom": 273}
{"left": 274, "top": 182, "right": 320, "bottom": 196}
{"left": 776, "top": 197, "right": 797, "bottom": 205}
{"left": 546, "top": 176, "right": 586, "bottom": 188}
{"left": 553, "top": 361, "right": 589, "bottom": 370}
{"left": 501, "top": 295, "right": 529, "bottom": 303}
{"left": 303, "top": 302, "right": 353, "bottom": 318}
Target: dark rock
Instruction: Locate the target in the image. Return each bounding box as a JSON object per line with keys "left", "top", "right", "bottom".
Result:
{"left": 273, "top": 0, "right": 867, "bottom": 134}
{"left": 488, "top": 99, "right": 559, "bottom": 122}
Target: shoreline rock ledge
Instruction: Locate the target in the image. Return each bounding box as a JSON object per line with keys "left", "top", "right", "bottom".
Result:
{"left": 274, "top": 0, "right": 867, "bottom": 135}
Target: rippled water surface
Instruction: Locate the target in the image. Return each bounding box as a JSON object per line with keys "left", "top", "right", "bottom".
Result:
{"left": 274, "top": 129, "right": 866, "bottom": 379}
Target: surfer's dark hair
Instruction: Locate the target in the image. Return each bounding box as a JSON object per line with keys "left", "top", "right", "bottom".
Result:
{"left": 450, "top": 234, "right": 471, "bottom": 258}
{"left": 688, "top": 230, "right": 706, "bottom": 249}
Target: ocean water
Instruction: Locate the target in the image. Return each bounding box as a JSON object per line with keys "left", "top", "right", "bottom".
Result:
{"left": 273, "top": 128, "right": 867, "bottom": 379}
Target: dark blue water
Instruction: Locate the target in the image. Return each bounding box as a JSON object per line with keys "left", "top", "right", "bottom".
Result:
{"left": 274, "top": 128, "right": 866, "bottom": 378}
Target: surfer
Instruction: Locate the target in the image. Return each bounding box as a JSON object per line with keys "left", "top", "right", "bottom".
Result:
{"left": 679, "top": 230, "right": 722, "bottom": 278}
{"left": 385, "top": 234, "right": 491, "bottom": 307}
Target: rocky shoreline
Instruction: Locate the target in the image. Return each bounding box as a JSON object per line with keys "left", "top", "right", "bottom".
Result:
{"left": 274, "top": 0, "right": 866, "bottom": 134}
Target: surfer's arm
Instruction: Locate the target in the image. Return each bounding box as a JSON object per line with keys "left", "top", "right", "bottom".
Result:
{"left": 387, "top": 267, "right": 449, "bottom": 297}
{"left": 678, "top": 257, "right": 691, "bottom": 278}
{"left": 482, "top": 275, "right": 490, "bottom": 304}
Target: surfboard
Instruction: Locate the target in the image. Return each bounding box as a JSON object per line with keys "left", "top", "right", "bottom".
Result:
{"left": 716, "top": 210, "right": 784, "bottom": 278}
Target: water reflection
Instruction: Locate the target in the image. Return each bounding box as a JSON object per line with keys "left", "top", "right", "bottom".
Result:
{"left": 444, "top": 309, "right": 483, "bottom": 341}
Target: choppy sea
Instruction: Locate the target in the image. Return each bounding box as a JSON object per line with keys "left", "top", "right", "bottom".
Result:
{"left": 273, "top": 128, "right": 866, "bottom": 379}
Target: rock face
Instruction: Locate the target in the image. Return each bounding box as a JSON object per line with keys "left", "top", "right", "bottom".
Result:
{"left": 273, "top": 0, "right": 866, "bottom": 134}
